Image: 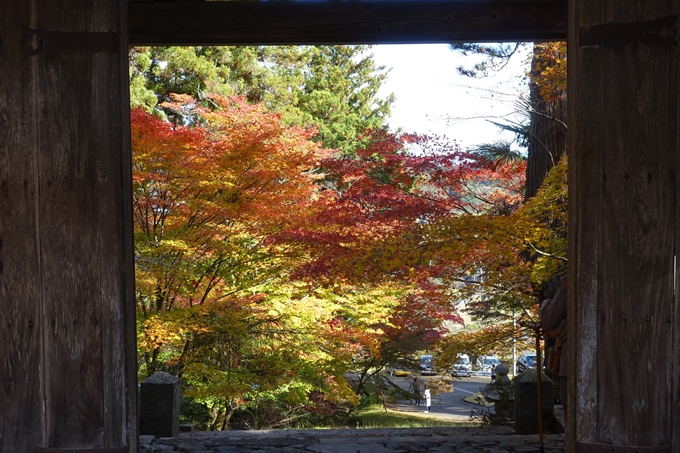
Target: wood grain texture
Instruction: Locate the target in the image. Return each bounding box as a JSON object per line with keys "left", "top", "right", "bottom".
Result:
{"left": 29, "top": 0, "right": 133, "bottom": 449}
{"left": 597, "top": 42, "right": 675, "bottom": 446}
{"left": 93, "top": 0, "right": 138, "bottom": 448}
{"left": 674, "top": 267, "right": 680, "bottom": 444}
{"left": 128, "top": 0, "right": 567, "bottom": 45}
{"left": 675, "top": 58, "right": 680, "bottom": 453}
{"left": 572, "top": 0, "right": 679, "bottom": 449}
{"left": 673, "top": 2, "right": 680, "bottom": 451}
{"left": 117, "top": 1, "right": 140, "bottom": 450}
{"left": 0, "top": 1, "right": 45, "bottom": 452}
{"left": 37, "top": 48, "right": 107, "bottom": 447}
{"left": 598, "top": 4, "right": 676, "bottom": 449}
{"left": 566, "top": 2, "right": 578, "bottom": 450}
{"left": 93, "top": 2, "right": 129, "bottom": 449}
{"left": 572, "top": 45, "right": 602, "bottom": 448}
{"left": 571, "top": 1, "right": 605, "bottom": 446}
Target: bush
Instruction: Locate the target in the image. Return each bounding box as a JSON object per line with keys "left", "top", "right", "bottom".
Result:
{"left": 180, "top": 395, "right": 212, "bottom": 431}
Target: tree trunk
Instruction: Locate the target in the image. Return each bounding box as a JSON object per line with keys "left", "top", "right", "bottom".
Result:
{"left": 525, "top": 43, "right": 568, "bottom": 201}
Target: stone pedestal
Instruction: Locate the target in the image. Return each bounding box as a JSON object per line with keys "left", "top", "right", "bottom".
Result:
{"left": 478, "top": 363, "right": 514, "bottom": 420}
{"left": 514, "top": 370, "right": 555, "bottom": 435}
{"left": 482, "top": 364, "right": 513, "bottom": 403}
{"left": 139, "top": 371, "right": 180, "bottom": 438}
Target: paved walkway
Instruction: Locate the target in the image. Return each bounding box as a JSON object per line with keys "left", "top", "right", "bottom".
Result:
{"left": 386, "top": 374, "right": 492, "bottom": 420}
{"left": 140, "top": 426, "right": 566, "bottom": 453}
{"left": 385, "top": 398, "right": 474, "bottom": 421}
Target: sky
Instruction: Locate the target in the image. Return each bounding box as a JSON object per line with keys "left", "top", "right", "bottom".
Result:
{"left": 370, "top": 44, "right": 530, "bottom": 151}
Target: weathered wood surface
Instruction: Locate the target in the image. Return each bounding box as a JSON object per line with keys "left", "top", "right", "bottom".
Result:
{"left": 0, "top": 1, "right": 45, "bottom": 452}
{"left": 128, "top": 0, "right": 567, "bottom": 46}
{"left": 570, "top": 0, "right": 678, "bottom": 449}
{"left": 675, "top": 207, "right": 680, "bottom": 453}
{"left": 116, "top": 0, "right": 139, "bottom": 452}
{"left": 597, "top": 39, "right": 675, "bottom": 446}
{"left": 0, "top": 0, "right": 136, "bottom": 451}
{"left": 568, "top": 1, "right": 599, "bottom": 446}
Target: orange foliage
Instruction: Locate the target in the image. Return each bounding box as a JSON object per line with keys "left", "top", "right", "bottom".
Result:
{"left": 530, "top": 42, "right": 567, "bottom": 103}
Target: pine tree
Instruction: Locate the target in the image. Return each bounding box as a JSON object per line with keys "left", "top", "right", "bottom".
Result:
{"left": 129, "top": 45, "right": 394, "bottom": 153}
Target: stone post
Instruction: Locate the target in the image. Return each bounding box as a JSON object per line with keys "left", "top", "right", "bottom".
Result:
{"left": 514, "top": 370, "right": 555, "bottom": 435}
{"left": 495, "top": 363, "right": 511, "bottom": 384}
{"left": 139, "top": 371, "right": 181, "bottom": 438}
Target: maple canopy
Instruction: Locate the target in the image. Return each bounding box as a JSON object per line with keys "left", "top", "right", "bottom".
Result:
{"left": 132, "top": 96, "right": 349, "bottom": 428}
{"left": 130, "top": 96, "right": 471, "bottom": 428}
{"left": 129, "top": 45, "right": 569, "bottom": 426}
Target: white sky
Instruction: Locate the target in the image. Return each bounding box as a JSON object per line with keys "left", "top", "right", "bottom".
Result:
{"left": 370, "top": 44, "right": 530, "bottom": 151}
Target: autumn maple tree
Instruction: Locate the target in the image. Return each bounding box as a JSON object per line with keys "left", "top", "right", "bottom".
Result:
{"left": 128, "top": 41, "right": 571, "bottom": 430}
{"left": 425, "top": 41, "right": 569, "bottom": 363}
{"left": 283, "top": 129, "right": 525, "bottom": 280}
{"left": 267, "top": 127, "right": 530, "bottom": 373}
{"left": 132, "top": 95, "right": 363, "bottom": 428}
{"left": 278, "top": 116, "right": 569, "bottom": 368}
{"left": 436, "top": 157, "right": 568, "bottom": 363}
{"left": 132, "top": 94, "right": 324, "bottom": 319}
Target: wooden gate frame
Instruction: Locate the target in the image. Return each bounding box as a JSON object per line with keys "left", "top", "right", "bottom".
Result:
{"left": 2, "top": 0, "right": 679, "bottom": 452}
{"left": 567, "top": 2, "right": 680, "bottom": 452}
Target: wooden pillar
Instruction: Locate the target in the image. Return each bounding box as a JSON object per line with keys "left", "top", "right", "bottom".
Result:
{"left": 0, "top": 0, "right": 136, "bottom": 451}
{"left": 568, "top": 1, "right": 679, "bottom": 451}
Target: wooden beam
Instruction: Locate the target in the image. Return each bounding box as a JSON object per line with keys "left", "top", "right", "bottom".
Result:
{"left": 0, "top": 0, "right": 137, "bottom": 450}
{"left": 569, "top": 1, "right": 678, "bottom": 450}
{"left": 0, "top": 2, "right": 44, "bottom": 449}
{"left": 128, "top": 0, "right": 567, "bottom": 46}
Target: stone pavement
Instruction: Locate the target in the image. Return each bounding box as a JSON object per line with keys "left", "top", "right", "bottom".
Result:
{"left": 140, "top": 426, "right": 566, "bottom": 453}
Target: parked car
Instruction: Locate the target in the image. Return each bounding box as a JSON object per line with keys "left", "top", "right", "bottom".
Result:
{"left": 516, "top": 353, "right": 537, "bottom": 373}
{"left": 420, "top": 354, "right": 437, "bottom": 375}
{"left": 451, "top": 354, "right": 472, "bottom": 377}
{"left": 476, "top": 355, "right": 501, "bottom": 372}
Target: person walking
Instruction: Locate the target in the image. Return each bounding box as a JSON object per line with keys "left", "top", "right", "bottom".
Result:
{"left": 410, "top": 377, "right": 421, "bottom": 406}
{"left": 540, "top": 275, "right": 568, "bottom": 418}
{"left": 423, "top": 387, "right": 432, "bottom": 413}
